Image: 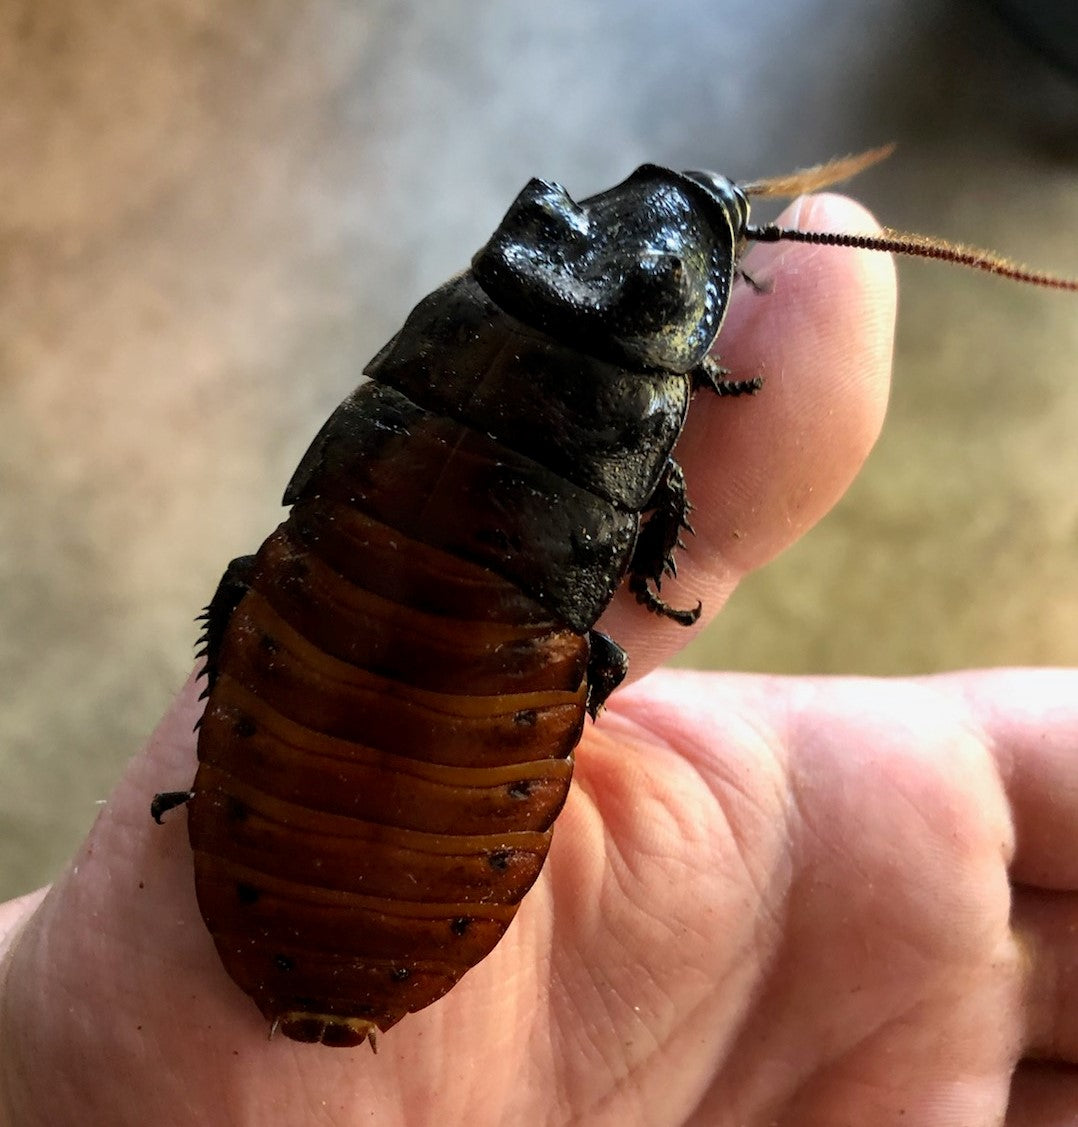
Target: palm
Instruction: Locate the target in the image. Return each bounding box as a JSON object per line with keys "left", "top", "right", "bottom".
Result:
{"left": 537, "top": 670, "right": 1028, "bottom": 1124}
{"left": 416, "top": 667, "right": 1067, "bottom": 1126}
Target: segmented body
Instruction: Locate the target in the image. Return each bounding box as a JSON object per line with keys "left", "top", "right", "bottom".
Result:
{"left": 188, "top": 272, "right": 698, "bottom": 1045}
{"left": 164, "top": 164, "right": 754, "bottom": 1047}
{"left": 189, "top": 503, "right": 585, "bottom": 1046}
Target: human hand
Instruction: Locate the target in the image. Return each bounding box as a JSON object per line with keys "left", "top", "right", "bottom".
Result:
{"left": 2, "top": 196, "right": 1073, "bottom": 1126}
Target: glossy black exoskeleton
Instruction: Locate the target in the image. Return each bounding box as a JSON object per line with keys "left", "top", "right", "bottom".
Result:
{"left": 292, "top": 163, "right": 766, "bottom": 640}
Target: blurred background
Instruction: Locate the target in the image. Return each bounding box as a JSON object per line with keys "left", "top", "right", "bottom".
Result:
{"left": 1, "top": 0, "right": 1075, "bottom": 900}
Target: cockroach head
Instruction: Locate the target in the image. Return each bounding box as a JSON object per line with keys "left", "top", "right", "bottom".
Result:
{"left": 472, "top": 165, "right": 749, "bottom": 373}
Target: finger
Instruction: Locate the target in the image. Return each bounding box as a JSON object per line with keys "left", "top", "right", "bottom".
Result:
{"left": 0, "top": 678, "right": 259, "bottom": 1126}
{"left": 964, "top": 667, "right": 1078, "bottom": 890}
{"left": 600, "top": 193, "right": 895, "bottom": 677}
{"left": 938, "top": 669, "right": 1078, "bottom": 1063}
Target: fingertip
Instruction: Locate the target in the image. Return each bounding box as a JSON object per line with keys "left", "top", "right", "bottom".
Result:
{"left": 684, "top": 190, "right": 897, "bottom": 565}
{"left": 601, "top": 192, "right": 899, "bottom": 676}
{"left": 733, "top": 192, "right": 896, "bottom": 421}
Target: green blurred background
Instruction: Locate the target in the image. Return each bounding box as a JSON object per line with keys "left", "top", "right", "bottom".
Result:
{"left": 1, "top": 0, "right": 1076, "bottom": 899}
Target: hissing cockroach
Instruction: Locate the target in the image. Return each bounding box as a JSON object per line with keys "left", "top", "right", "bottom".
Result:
{"left": 152, "top": 146, "right": 1077, "bottom": 1049}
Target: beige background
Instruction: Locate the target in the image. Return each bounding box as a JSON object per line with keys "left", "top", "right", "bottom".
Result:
{"left": 1, "top": 0, "right": 1076, "bottom": 899}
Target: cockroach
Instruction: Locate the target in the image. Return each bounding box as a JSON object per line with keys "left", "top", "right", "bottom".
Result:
{"left": 152, "top": 146, "right": 1077, "bottom": 1049}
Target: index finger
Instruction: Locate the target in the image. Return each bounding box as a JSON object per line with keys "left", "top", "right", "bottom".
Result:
{"left": 600, "top": 193, "right": 896, "bottom": 678}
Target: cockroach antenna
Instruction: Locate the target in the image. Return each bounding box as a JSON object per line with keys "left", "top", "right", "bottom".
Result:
{"left": 740, "top": 145, "right": 1078, "bottom": 291}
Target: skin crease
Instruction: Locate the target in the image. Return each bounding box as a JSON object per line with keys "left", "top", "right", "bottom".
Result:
{"left": 1, "top": 194, "right": 1076, "bottom": 1126}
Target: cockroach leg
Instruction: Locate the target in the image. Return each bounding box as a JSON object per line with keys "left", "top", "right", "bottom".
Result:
{"left": 628, "top": 459, "right": 702, "bottom": 626}
{"left": 737, "top": 266, "right": 771, "bottom": 294}
{"left": 691, "top": 355, "right": 764, "bottom": 398}
{"left": 196, "top": 555, "right": 258, "bottom": 691}
{"left": 150, "top": 790, "right": 195, "bottom": 824}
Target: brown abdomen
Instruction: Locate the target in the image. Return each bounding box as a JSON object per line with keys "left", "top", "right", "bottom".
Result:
{"left": 188, "top": 498, "right": 587, "bottom": 1047}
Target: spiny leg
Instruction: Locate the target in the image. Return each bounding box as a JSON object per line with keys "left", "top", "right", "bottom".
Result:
{"left": 195, "top": 554, "right": 258, "bottom": 695}
{"left": 151, "top": 554, "right": 256, "bottom": 823}
{"left": 628, "top": 459, "right": 701, "bottom": 627}
{"left": 691, "top": 354, "right": 763, "bottom": 398}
